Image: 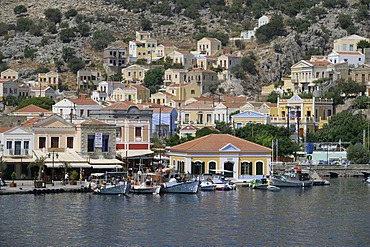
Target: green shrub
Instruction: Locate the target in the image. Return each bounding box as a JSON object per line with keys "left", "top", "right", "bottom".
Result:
{"left": 16, "top": 18, "right": 33, "bottom": 32}
{"left": 91, "top": 30, "right": 116, "bottom": 51}
{"left": 14, "top": 5, "right": 27, "bottom": 15}
{"left": 65, "top": 9, "right": 78, "bottom": 19}
{"left": 44, "top": 8, "right": 62, "bottom": 23}
{"left": 24, "top": 48, "right": 38, "bottom": 60}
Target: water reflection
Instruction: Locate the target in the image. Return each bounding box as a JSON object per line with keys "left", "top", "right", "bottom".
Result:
{"left": 0, "top": 178, "right": 369, "bottom": 246}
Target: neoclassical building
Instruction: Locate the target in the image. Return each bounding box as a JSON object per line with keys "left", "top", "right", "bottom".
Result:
{"left": 168, "top": 134, "right": 271, "bottom": 180}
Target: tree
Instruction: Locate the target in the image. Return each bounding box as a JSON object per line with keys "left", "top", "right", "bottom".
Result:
{"left": 347, "top": 144, "right": 370, "bottom": 164}
{"left": 195, "top": 127, "right": 219, "bottom": 138}
{"left": 60, "top": 28, "right": 76, "bottom": 43}
{"left": 62, "top": 47, "right": 76, "bottom": 63}
{"left": 215, "top": 121, "right": 233, "bottom": 135}
{"left": 140, "top": 17, "right": 153, "bottom": 31}
{"left": 67, "top": 57, "right": 85, "bottom": 74}
{"left": 143, "top": 67, "right": 164, "bottom": 93}
{"left": 77, "top": 23, "right": 90, "bottom": 37}
{"left": 267, "top": 91, "right": 279, "bottom": 103}
{"left": 235, "top": 124, "right": 300, "bottom": 156}
{"left": 16, "top": 18, "right": 33, "bottom": 32}
{"left": 357, "top": 40, "right": 370, "bottom": 53}
{"left": 255, "top": 14, "right": 285, "bottom": 44}
{"left": 338, "top": 79, "right": 366, "bottom": 96}
{"left": 44, "top": 8, "right": 63, "bottom": 24}
{"left": 17, "top": 97, "right": 55, "bottom": 111}
{"left": 354, "top": 96, "right": 370, "bottom": 109}
{"left": 65, "top": 9, "right": 78, "bottom": 19}
{"left": 14, "top": 5, "right": 27, "bottom": 15}
{"left": 24, "top": 48, "right": 38, "bottom": 60}
{"left": 310, "top": 112, "right": 367, "bottom": 144}
{"left": 28, "top": 157, "right": 47, "bottom": 181}
{"left": 91, "top": 30, "right": 116, "bottom": 51}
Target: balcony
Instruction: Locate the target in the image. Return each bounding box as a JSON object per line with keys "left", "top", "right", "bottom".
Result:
{"left": 3, "top": 149, "right": 32, "bottom": 157}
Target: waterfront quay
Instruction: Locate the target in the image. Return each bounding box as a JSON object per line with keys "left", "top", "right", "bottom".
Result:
{"left": 0, "top": 180, "right": 91, "bottom": 195}
{"left": 273, "top": 163, "right": 370, "bottom": 177}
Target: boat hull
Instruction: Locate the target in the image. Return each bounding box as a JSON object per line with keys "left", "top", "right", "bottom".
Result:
{"left": 94, "top": 182, "right": 130, "bottom": 195}
{"left": 200, "top": 182, "right": 217, "bottom": 191}
{"left": 271, "top": 177, "right": 313, "bottom": 187}
{"left": 160, "top": 180, "right": 199, "bottom": 194}
{"left": 131, "top": 185, "right": 161, "bottom": 194}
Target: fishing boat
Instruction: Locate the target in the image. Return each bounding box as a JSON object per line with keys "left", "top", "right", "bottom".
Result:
{"left": 270, "top": 175, "right": 313, "bottom": 187}
{"left": 202, "top": 173, "right": 236, "bottom": 191}
{"left": 93, "top": 180, "right": 130, "bottom": 195}
{"left": 130, "top": 172, "right": 161, "bottom": 194}
{"left": 251, "top": 178, "right": 280, "bottom": 192}
{"left": 160, "top": 178, "right": 199, "bottom": 194}
{"left": 199, "top": 180, "right": 217, "bottom": 191}
{"left": 310, "top": 170, "right": 330, "bottom": 186}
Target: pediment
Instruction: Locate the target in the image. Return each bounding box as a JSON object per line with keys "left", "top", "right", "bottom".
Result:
{"left": 220, "top": 143, "right": 240, "bottom": 152}
{"left": 4, "top": 126, "right": 32, "bottom": 135}
{"left": 33, "top": 115, "right": 74, "bottom": 128}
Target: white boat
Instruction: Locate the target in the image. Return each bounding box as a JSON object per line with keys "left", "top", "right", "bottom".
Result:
{"left": 202, "top": 174, "right": 236, "bottom": 191}
{"left": 199, "top": 181, "right": 217, "bottom": 191}
{"left": 271, "top": 175, "right": 313, "bottom": 187}
{"left": 93, "top": 181, "right": 130, "bottom": 195}
{"left": 251, "top": 178, "right": 280, "bottom": 192}
{"left": 130, "top": 173, "right": 161, "bottom": 194}
{"left": 310, "top": 171, "right": 330, "bottom": 186}
{"left": 160, "top": 178, "right": 199, "bottom": 194}
{"left": 363, "top": 177, "right": 370, "bottom": 184}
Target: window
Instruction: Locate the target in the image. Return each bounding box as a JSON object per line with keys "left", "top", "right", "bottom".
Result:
{"left": 191, "top": 90, "right": 195, "bottom": 95}
{"left": 237, "top": 122, "right": 242, "bottom": 128}
{"left": 24, "top": 141, "right": 29, "bottom": 150}
{"left": 88, "top": 135, "right": 95, "bottom": 152}
{"left": 51, "top": 137, "right": 59, "bottom": 148}
{"left": 39, "top": 137, "right": 46, "bottom": 149}
{"left": 209, "top": 162, "right": 216, "bottom": 174}
{"left": 67, "top": 137, "right": 74, "bottom": 148}
{"left": 135, "top": 127, "right": 142, "bottom": 138}
{"left": 349, "top": 44, "right": 354, "bottom": 51}
{"left": 6, "top": 141, "right": 12, "bottom": 149}
{"left": 102, "top": 135, "right": 109, "bottom": 152}
{"left": 80, "top": 109, "right": 84, "bottom": 116}
{"left": 256, "top": 161, "right": 263, "bottom": 175}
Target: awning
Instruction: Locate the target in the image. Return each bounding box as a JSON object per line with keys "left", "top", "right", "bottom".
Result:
{"left": 45, "top": 162, "right": 91, "bottom": 168}
{"left": 2, "top": 157, "right": 35, "bottom": 163}
{"left": 91, "top": 165, "right": 123, "bottom": 169}
{"left": 117, "top": 150, "right": 154, "bottom": 158}
{"left": 88, "top": 158, "right": 123, "bottom": 165}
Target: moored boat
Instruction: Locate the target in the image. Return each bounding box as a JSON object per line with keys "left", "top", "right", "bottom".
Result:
{"left": 199, "top": 181, "right": 217, "bottom": 191}
{"left": 130, "top": 172, "right": 161, "bottom": 194}
{"left": 93, "top": 181, "right": 130, "bottom": 195}
{"left": 251, "top": 178, "right": 280, "bottom": 192}
{"left": 160, "top": 178, "right": 199, "bottom": 194}
{"left": 271, "top": 175, "right": 313, "bottom": 187}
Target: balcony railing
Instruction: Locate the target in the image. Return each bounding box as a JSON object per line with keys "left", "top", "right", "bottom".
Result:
{"left": 3, "top": 149, "right": 31, "bottom": 157}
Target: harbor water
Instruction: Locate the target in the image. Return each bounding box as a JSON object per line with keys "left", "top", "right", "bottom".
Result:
{"left": 0, "top": 177, "right": 369, "bottom": 247}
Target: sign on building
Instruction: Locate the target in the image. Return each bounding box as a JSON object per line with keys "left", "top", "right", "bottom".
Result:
{"left": 95, "top": 132, "right": 102, "bottom": 147}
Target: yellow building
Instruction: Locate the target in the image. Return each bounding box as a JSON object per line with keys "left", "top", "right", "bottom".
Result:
{"left": 231, "top": 110, "right": 270, "bottom": 129}
{"left": 169, "top": 134, "right": 271, "bottom": 179}
{"left": 165, "top": 50, "right": 195, "bottom": 69}
{"left": 197, "top": 37, "right": 222, "bottom": 56}
{"left": 129, "top": 31, "right": 157, "bottom": 61}
{"left": 271, "top": 95, "right": 333, "bottom": 140}
{"left": 150, "top": 91, "right": 174, "bottom": 105}
{"left": 166, "top": 81, "right": 201, "bottom": 101}
{"left": 155, "top": 44, "right": 178, "bottom": 58}
{"left": 180, "top": 101, "right": 214, "bottom": 127}
{"left": 121, "top": 65, "right": 147, "bottom": 83}
{"left": 196, "top": 56, "right": 217, "bottom": 70}
{"left": 38, "top": 71, "right": 59, "bottom": 88}
{"left": 110, "top": 84, "right": 150, "bottom": 103}
{"left": 333, "top": 34, "right": 369, "bottom": 52}
{"left": 350, "top": 64, "right": 370, "bottom": 85}
{"left": 164, "top": 68, "right": 188, "bottom": 86}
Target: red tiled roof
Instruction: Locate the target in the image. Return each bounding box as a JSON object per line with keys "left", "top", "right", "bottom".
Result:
{"left": 0, "top": 127, "right": 12, "bottom": 133}
{"left": 336, "top": 51, "right": 362, "bottom": 55}
{"left": 21, "top": 117, "right": 43, "bottom": 127}
{"left": 129, "top": 84, "right": 149, "bottom": 90}
{"left": 70, "top": 98, "right": 99, "bottom": 105}
{"left": 200, "top": 37, "right": 221, "bottom": 42}
{"left": 177, "top": 50, "right": 191, "bottom": 54}
{"left": 15, "top": 104, "right": 50, "bottom": 113}
{"left": 80, "top": 118, "right": 112, "bottom": 126}
{"left": 0, "top": 79, "right": 15, "bottom": 83}
{"left": 169, "top": 134, "right": 271, "bottom": 152}
{"left": 305, "top": 60, "right": 332, "bottom": 66}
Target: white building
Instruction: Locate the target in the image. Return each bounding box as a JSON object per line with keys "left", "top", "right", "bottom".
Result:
{"left": 91, "top": 81, "right": 125, "bottom": 102}
{"left": 327, "top": 50, "right": 365, "bottom": 67}
{"left": 52, "top": 98, "right": 102, "bottom": 120}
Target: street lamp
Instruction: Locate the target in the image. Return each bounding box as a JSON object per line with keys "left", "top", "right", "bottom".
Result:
{"left": 48, "top": 151, "right": 59, "bottom": 185}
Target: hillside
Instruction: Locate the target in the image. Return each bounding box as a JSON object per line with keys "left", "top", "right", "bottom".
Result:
{"left": 0, "top": 0, "right": 369, "bottom": 96}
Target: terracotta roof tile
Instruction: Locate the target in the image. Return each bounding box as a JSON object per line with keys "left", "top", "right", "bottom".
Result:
{"left": 0, "top": 127, "right": 12, "bottom": 133}
{"left": 80, "top": 118, "right": 113, "bottom": 126}
{"left": 15, "top": 104, "right": 50, "bottom": 113}
{"left": 70, "top": 98, "right": 99, "bottom": 105}
{"left": 169, "top": 134, "right": 271, "bottom": 152}
{"left": 21, "top": 117, "right": 43, "bottom": 127}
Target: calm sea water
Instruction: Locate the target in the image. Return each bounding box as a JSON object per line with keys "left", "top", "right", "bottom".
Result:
{"left": 0, "top": 177, "right": 369, "bottom": 247}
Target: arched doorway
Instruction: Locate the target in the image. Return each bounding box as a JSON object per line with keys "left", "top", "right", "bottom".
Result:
{"left": 224, "top": 161, "right": 234, "bottom": 178}
{"left": 256, "top": 161, "right": 263, "bottom": 175}
{"left": 191, "top": 161, "right": 204, "bottom": 175}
